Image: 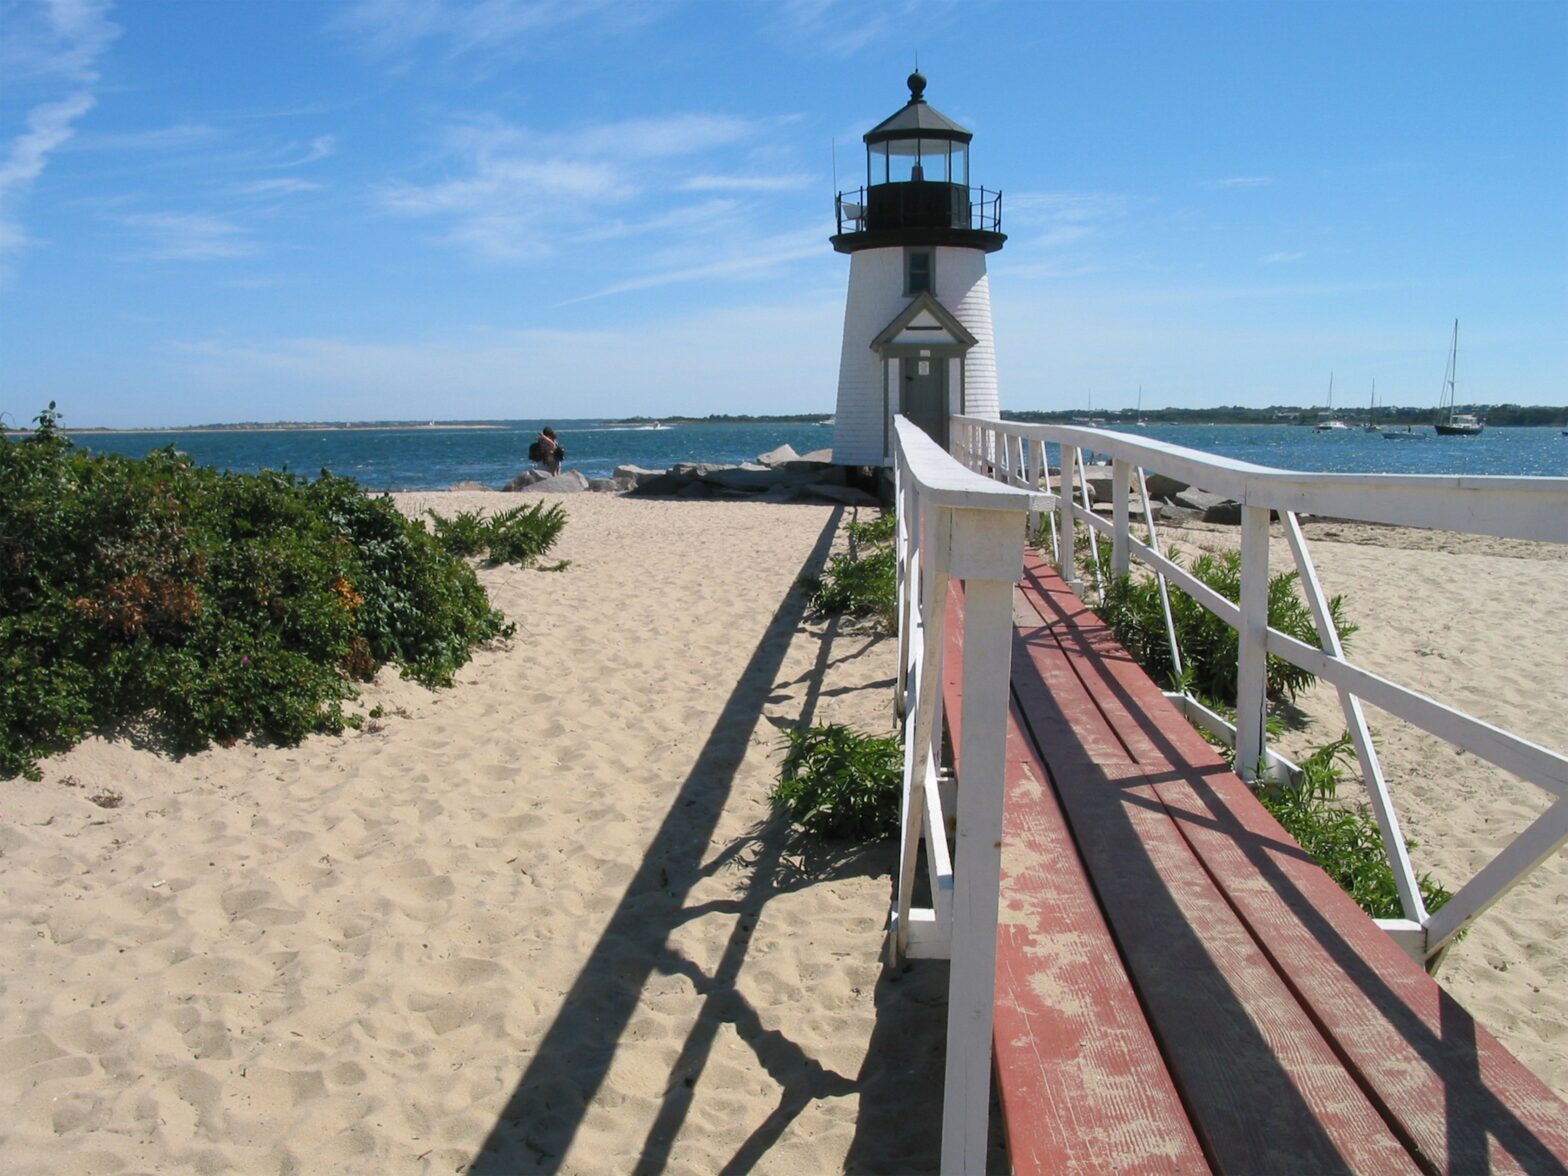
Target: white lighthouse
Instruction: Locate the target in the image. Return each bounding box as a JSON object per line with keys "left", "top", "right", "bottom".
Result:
{"left": 831, "top": 72, "right": 1006, "bottom": 466}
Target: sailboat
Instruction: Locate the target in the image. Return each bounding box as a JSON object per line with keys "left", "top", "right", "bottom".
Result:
{"left": 1434, "top": 319, "right": 1484, "bottom": 436}
{"left": 1315, "top": 374, "right": 1349, "bottom": 431}
{"left": 1362, "top": 381, "right": 1380, "bottom": 432}
{"left": 1133, "top": 385, "right": 1148, "bottom": 426}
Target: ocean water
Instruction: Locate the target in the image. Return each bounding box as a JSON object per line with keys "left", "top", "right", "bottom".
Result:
{"left": 45, "top": 419, "right": 1568, "bottom": 492}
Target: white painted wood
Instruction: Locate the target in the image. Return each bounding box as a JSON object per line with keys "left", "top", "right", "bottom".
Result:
{"left": 1168, "top": 692, "right": 1298, "bottom": 781}
{"left": 1057, "top": 444, "right": 1077, "bottom": 586}
{"left": 1112, "top": 459, "right": 1132, "bottom": 577}
{"left": 967, "top": 415, "right": 1568, "bottom": 960}
{"left": 1265, "top": 630, "right": 1568, "bottom": 799}
{"left": 889, "top": 416, "right": 1033, "bottom": 1175}
{"left": 904, "top": 909, "right": 950, "bottom": 960}
{"left": 942, "top": 574, "right": 1015, "bottom": 1176}
{"left": 954, "top": 416, "right": 1568, "bottom": 543}
{"left": 1423, "top": 798, "right": 1568, "bottom": 953}
{"left": 1373, "top": 919, "right": 1428, "bottom": 963}
{"left": 923, "top": 757, "right": 955, "bottom": 938}
{"left": 1283, "top": 512, "right": 1427, "bottom": 924}
{"left": 1137, "top": 467, "right": 1184, "bottom": 683}
{"left": 1235, "top": 506, "right": 1271, "bottom": 782}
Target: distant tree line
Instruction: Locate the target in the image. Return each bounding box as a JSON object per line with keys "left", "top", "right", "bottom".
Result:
{"left": 1003, "top": 404, "right": 1568, "bottom": 427}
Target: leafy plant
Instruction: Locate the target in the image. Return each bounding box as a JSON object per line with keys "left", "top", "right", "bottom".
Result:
{"left": 772, "top": 723, "right": 903, "bottom": 840}
{"left": 482, "top": 502, "right": 567, "bottom": 566}
{"left": 425, "top": 501, "right": 567, "bottom": 566}
{"left": 1258, "top": 735, "right": 1453, "bottom": 922}
{"left": 800, "top": 509, "right": 897, "bottom": 630}
{"left": 0, "top": 411, "right": 520, "bottom": 778}
{"left": 1093, "top": 539, "right": 1356, "bottom": 703}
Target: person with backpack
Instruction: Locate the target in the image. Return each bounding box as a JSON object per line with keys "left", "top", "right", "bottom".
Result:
{"left": 529, "top": 426, "right": 564, "bottom": 475}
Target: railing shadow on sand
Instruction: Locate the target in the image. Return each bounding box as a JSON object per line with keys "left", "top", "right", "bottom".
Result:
{"left": 467, "top": 504, "right": 956, "bottom": 1174}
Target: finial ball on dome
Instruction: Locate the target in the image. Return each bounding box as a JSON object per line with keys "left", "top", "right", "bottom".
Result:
{"left": 907, "top": 70, "right": 927, "bottom": 101}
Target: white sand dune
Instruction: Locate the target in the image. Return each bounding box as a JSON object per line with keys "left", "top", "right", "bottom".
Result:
{"left": 2, "top": 496, "right": 1562, "bottom": 1174}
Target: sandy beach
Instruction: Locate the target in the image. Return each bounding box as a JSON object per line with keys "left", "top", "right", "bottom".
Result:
{"left": 0, "top": 493, "right": 945, "bottom": 1174}
{"left": 2, "top": 492, "right": 1564, "bottom": 1173}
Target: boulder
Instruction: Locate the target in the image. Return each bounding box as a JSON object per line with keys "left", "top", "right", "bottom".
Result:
{"left": 612, "top": 464, "right": 669, "bottom": 489}
{"left": 1145, "top": 473, "right": 1190, "bottom": 500}
{"left": 446, "top": 480, "right": 494, "bottom": 492}
{"left": 1169, "top": 488, "right": 1229, "bottom": 514}
{"left": 780, "top": 461, "right": 846, "bottom": 483}
{"left": 756, "top": 444, "right": 800, "bottom": 468}
{"left": 701, "top": 466, "right": 791, "bottom": 491}
{"left": 516, "top": 470, "right": 590, "bottom": 494}
{"left": 501, "top": 468, "right": 552, "bottom": 491}
{"left": 626, "top": 470, "right": 693, "bottom": 496}
{"left": 672, "top": 461, "right": 733, "bottom": 477}
{"left": 797, "top": 448, "right": 834, "bottom": 464}
{"left": 676, "top": 480, "right": 713, "bottom": 499}
{"left": 588, "top": 477, "right": 634, "bottom": 493}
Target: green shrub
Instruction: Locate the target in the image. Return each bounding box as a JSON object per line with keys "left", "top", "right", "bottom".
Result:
{"left": 772, "top": 723, "right": 903, "bottom": 840}
{"left": 800, "top": 509, "right": 897, "bottom": 630}
{"left": 425, "top": 508, "right": 491, "bottom": 557}
{"left": 1096, "top": 542, "right": 1356, "bottom": 703}
{"left": 0, "top": 407, "right": 519, "bottom": 777}
{"left": 1258, "top": 736, "right": 1453, "bottom": 922}
{"left": 425, "top": 501, "right": 567, "bottom": 566}
{"left": 483, "top": 502, "right": 567, "bottom": 566}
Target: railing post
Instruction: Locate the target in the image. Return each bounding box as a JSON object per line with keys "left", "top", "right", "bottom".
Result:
{"left": 941, "top": 506, "right": 1025, "bottom": 1176}
{"left": 1236, "top": 504, "right": 1271, "bottom": 781}
{"left": 1112, "top": 458, "right": 1132, "bottom": 579}
{"left": 1057, "top": 444, "right": 1079, "bottom": 591}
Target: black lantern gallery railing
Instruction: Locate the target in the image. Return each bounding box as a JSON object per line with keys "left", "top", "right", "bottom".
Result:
{"left": 835, "top": 185, "right": 1003, "bottom": 236}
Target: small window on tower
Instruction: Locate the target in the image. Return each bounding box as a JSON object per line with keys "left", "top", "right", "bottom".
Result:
{"left": 906, "top": 249, "right": 933, "bottom": 295}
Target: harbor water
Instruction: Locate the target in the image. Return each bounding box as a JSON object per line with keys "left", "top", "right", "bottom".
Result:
{"left": 37, "top": 420, "right": 1568, "bottom": 492}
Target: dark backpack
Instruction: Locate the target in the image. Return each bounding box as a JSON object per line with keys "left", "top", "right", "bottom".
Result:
{"left": 528, "top": 438, "right": 545, "bottom": 462}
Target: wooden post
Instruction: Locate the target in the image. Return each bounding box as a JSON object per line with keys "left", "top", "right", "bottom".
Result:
{"left": 941, "top": 507, "right": 1025, "bottom": 1176}
{"left": 1236, "top": 504, "right": 1271, "bottom": 781}
{"left": 1112, "top": 458, "right": 1132, "bottom": 578}
{"left": 1057, "top": 445, "right": 1079, "bottom": 591}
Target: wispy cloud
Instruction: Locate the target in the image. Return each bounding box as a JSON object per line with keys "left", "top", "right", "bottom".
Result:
{"left": 230, "top": 177, "right": 323, "bottom": 197}
{"left": 679, "top": 173, "right": 812, "bottom": 193}
{"left": 770, "top": 0, "right": 961, "bottom": 59}
{"left": 561, "top": 225, "right": 826, "bottom": 304}
{"left": 1006, "top": 191, "right": 1133, "bottom": 252}
{"left": 0, "top": 0, "right": 118, "bottom": 262}
{"left": 269, "top": 134, "right": 337, "bottom": 168}
{"left": 66, "top": 122, "right": 220, "bottom": 153}
{"left": 1261, "top": 250, "right": 1306, "bottom": 265}
{"left": 120, "top": 212, "right": 259, "bottom": 261}
{"left": 1207, "top": 176, "right": 1276, "bottom": 189}
{"left": 333, "top": 0, "right": 649, "bottom": 71}
{"left": 380, "top": 112, "right": 780, "bottom": 265}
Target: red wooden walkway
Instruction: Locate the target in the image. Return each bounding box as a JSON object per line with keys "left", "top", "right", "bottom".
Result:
{"left": 946, "top": 550, "right": 1568, "bottom": 1174}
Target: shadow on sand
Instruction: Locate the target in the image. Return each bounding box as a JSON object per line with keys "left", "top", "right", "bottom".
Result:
{"left": 469, "top": 507, "right": 967, "bottom": 1174}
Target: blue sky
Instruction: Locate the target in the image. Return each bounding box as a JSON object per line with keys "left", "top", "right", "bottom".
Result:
{"left": 1, "top": 0, "right": 1564, "bottom": 428}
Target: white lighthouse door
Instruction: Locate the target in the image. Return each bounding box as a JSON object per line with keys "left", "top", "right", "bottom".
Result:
{"left": 903, "top": 355, "right": 949, "bottom": 449}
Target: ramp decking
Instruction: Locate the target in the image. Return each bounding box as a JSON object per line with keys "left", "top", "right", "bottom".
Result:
{"left": 948, "top": 550, "right": 1568, "bottom": 1174}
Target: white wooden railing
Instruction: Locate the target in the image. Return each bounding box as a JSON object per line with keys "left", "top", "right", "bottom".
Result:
{"left": 888, "top": 416, "right": 1041, "bottom": 1175}
{"left": 952, "top": 414, "right": 1568, "bottom": 968}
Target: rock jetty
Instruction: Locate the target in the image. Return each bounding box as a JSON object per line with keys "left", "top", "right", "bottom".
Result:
{"left": 499, "top": 444, "right": 880, "bottom": 506}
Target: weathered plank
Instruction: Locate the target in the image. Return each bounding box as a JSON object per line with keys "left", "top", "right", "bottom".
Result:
{"left": 1018, "top": 550, "right": 1568, "bottom": 1173}
{"left": 1010, "top": 593, "right": 1420, "bottom": 1173}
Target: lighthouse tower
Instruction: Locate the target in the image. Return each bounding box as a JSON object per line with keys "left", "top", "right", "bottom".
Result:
{"left": 831, "top": 72, "right": 1005, "bottom": 466}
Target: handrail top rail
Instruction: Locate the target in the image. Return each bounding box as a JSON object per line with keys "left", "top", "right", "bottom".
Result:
{"left": 955, "top": 415, "right": 1568, "bottom": 543}
{"left": 896, "top": 416, "right": 1046, "bottom": 512}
